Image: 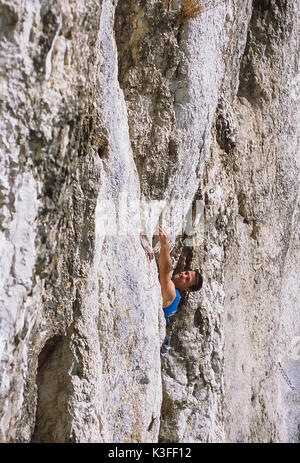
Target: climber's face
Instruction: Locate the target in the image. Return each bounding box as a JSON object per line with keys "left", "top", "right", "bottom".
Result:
{"left": 172, "top": 270, "right": 197, "bottom": 292}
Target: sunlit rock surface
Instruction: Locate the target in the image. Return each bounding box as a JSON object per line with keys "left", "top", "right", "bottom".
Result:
{"left": 0, "top": 0, "right": 299, "bottom": 443}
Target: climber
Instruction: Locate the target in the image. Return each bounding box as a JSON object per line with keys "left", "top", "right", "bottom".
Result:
{"left": 158, "top": 225, "right": 203, "bottom": 354}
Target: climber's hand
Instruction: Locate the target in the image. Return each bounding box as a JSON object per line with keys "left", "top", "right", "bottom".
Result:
{"left": 158, "top": 225, "right": 169, "bottom": 248}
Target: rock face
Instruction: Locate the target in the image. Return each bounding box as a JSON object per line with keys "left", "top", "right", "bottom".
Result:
{"left": 0, "top": 0, "right": 299, "bottom": 443}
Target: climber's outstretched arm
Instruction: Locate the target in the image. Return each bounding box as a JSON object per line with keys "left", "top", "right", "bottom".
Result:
{"left": 158, "top": 226, "right": 176, "bottom": 307}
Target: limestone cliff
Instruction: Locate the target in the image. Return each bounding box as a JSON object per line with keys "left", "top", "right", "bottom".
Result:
{"left": 0, "top": 0, "right": 299, "bottom": 443}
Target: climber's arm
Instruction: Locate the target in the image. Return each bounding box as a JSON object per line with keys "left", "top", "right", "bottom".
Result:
{"left": 158, "top": 226, "right": 176, "bottom": 307}
{"left": 158, "top": 225, "right": 172, "bottom": 274}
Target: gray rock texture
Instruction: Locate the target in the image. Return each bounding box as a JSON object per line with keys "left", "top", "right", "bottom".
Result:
{"left": 0, "top": 0, "right": 299, "bottom": 443}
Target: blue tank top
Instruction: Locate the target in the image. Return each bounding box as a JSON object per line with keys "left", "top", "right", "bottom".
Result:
{"left": 163, "top": 289, "right": 181, "bottom": 324}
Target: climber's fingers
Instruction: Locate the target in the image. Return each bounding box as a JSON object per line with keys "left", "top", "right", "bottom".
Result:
{"left": 158, "top": 224, "right": 168, "bottom": 234}
{"left": 158, "top": 225, "right": 169, "bottom": 244}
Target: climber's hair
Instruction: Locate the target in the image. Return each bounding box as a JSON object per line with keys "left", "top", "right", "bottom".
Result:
{"left": 189, "top": 268, "right": 203, "bottom": 292}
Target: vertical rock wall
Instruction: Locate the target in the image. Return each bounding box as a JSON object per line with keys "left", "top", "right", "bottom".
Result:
{"left": 0, "top": 0, "right": 299, "bottom": 443}
{"left": 222, "top": 0, "right": 300, "bottom": 442}
{"left": 0, "top": 0, "right": 163, "bottom": 443}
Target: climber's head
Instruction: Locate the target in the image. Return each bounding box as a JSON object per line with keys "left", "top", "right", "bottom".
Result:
{"left": 172, "top": 269, "right": 203, "bottom": 293}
